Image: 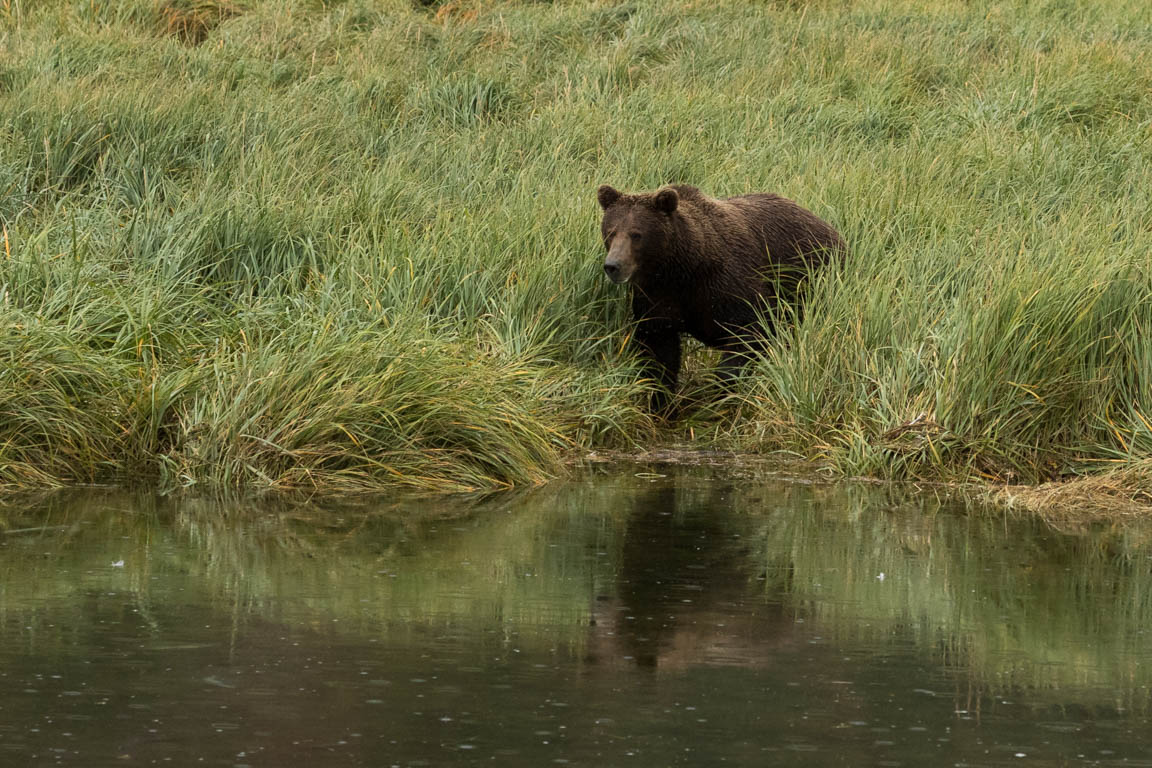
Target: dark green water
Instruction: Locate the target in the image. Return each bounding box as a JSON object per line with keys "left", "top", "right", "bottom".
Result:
{"left": 3, "top": 468, "right": 1152, "bottom": 766}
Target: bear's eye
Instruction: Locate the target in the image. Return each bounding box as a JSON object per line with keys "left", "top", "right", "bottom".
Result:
{"left": 629, "top": 232, "right": 642, "bottom": 241}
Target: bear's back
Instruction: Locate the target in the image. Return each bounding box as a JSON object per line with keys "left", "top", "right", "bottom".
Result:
{"left": 720, "top": 192, "right": 845, "bottom": 267}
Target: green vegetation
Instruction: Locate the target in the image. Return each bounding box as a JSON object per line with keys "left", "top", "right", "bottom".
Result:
{"left": 2, "top": 0, "right": 1152, "bottom": 495}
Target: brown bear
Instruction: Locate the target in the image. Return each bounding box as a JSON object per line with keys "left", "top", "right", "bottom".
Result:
{"left": 597, "top": 183, "right": 845, "bottom": 413}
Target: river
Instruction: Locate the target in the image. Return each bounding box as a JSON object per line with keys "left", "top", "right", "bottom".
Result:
{"left": 2, "top": 466, "right": 1151, "bottom": 765}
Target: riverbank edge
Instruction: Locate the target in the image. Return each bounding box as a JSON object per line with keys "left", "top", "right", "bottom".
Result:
{"left": 3, "top": 450, "right": 1150, "bottom": 522}
{"left": 581, "top": 449, "right": 1152, "bottom": 522}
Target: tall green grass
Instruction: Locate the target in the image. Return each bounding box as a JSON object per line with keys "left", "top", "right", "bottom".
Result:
{"left": 2, "top": 0, "right": 1152, "bottom": 493}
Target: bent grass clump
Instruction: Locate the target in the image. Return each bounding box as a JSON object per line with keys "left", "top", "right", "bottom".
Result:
{"left": 995, "top": 461, "right": 1152, "bottom": 521}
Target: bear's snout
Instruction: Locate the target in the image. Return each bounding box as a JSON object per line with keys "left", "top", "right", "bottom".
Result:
{"left": 603, "top": 239, "right": 635, "bottom": 284}
{"left": 606, "top": 259, "right": 636, "bottom": 283}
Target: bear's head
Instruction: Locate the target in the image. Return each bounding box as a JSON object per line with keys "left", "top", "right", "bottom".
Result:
{"left": 597, "top": 184, "right": 679, "bottom": 285}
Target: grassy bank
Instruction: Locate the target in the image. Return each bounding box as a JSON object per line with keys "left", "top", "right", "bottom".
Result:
{"left": 2, "top": 0, "right": 1152, "bottom": 495}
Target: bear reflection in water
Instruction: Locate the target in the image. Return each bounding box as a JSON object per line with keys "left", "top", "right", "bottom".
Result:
{"left": 584, "top": 481, "right": 796, "bottom": 671}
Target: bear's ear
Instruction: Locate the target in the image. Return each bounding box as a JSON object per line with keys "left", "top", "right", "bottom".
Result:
{"left": 597, "top": 184, "right": 622, "bottom": 209}
{"left": 654, "top": 187, "right": 679, "bottom": 214}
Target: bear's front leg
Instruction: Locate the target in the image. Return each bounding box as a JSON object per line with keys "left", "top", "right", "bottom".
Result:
{"left": 714, "top": 330, "right": 766, "bottom": 393}
{"left": 715, "top": 348, "right": 750, "bottom": 390}
{"left": 633, "top": 322, "right": 681, "bottom": 416}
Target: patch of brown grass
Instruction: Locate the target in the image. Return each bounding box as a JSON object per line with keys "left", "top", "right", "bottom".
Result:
{"left": 433, "top": 1, "right": 479, "bottom": 23}
{"left": 157, "top": 0, "right": 241, "bottom": 45}
{"left": 993, "top": 462, "right": 1152, "bottom": 521}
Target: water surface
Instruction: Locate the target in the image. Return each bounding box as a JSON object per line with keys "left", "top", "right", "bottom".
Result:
{"left": 3, "top": 468, "right": 1152, "bottom": 766}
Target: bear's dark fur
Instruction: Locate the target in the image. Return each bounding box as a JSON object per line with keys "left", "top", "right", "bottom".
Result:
{"left": 597, "top": 183, "right": 845, "bottom": 413}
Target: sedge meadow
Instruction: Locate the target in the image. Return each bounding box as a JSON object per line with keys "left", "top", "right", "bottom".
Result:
{"left": 2, "top": 0, "right": 1152, "bottom": 512}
